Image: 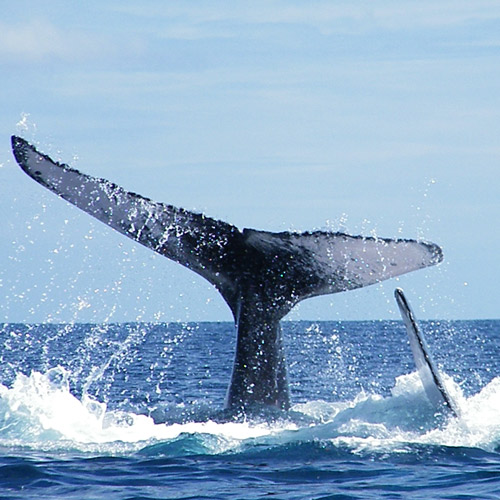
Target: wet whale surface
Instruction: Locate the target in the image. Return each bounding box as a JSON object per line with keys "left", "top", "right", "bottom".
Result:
{"left": 12, "top": 136, "right": 443, "bottom": 410}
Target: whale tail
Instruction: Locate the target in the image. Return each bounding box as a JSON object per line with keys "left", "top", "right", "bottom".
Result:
{"left": 11, "top": 136, "right": 442, "bottom": 321}
{"left": 12, "top": 136, "right": 444, "bottom": 410}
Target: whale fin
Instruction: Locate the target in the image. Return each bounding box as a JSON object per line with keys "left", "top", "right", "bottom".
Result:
{"left": 394, "top": 288, "right": 459, "bottom": 417}
{"left": 11, "top": 136, "right": 244, "bottom": 311}
{"left": 12, "top": 136, "right": 447, "bottom": 411}
{"left": 12, "top": 136, "right": 443, "bottom": 321}
{"left": 244, "top": 229, "right": 443, "bottom": 313}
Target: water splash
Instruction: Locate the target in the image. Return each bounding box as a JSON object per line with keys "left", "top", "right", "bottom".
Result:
{"left": 16, "top": 112, "right": 37, "bottom": 136}
{"left": 1, "top": 363, "right": 500, "bottom": 458}
{"left": 0, "top": 367, "right": 291, "bottom": 455}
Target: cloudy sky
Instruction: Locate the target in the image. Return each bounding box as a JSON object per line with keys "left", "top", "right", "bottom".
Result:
{"left": 1, "top": 1, "right": 499, "bottom": 322}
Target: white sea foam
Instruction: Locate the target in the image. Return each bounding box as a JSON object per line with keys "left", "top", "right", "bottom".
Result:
{"left": 1, "top": 367, "right": 500, "bottom": 456}
{"left": 0, "top": 367, "right": 294, "bottom": 454}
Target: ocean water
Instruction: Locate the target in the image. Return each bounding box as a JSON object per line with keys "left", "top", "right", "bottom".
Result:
{"left": 0, "top": 319, "right": 499, "bottom": 499}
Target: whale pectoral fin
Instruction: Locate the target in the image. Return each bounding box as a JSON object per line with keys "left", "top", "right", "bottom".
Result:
{"left": 394, "top": 288, "right": 459, "bottom": 417}
{"left": 245, "top": 230, "right": 443, "bottom": 303}
{"left": 11, "top": 136, "right": 241, "bottom": 302}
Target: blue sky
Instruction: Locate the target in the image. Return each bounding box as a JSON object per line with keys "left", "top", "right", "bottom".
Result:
{"left": 1, "top": 1, "right": 499, "bottom": 322}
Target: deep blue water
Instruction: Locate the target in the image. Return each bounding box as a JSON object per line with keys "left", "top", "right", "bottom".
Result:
{"left": 0, "top": 319, "right": 499, "bottom": 499}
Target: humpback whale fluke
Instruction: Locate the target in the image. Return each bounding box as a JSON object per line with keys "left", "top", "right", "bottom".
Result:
{"left": 11, "top": 136, "right": 443, "bottom": 411}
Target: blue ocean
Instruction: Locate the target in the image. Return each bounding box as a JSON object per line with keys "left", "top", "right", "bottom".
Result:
{"left": 0, "top": 319, "right": 499, "bottom": 499}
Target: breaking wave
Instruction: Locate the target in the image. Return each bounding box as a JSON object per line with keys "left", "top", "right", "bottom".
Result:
{"left": 2, "top": 366, "right": 500, "bottom": 458}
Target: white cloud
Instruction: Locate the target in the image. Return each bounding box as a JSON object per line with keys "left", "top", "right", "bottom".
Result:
{"left": 108, "top": 0, "right": 500, "bottom": 39}
{"left": 0, "top": 18, "right": 136, "bottom": 64}
{"left": 0, "top": 19, "right": 65, "bottom": 61}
